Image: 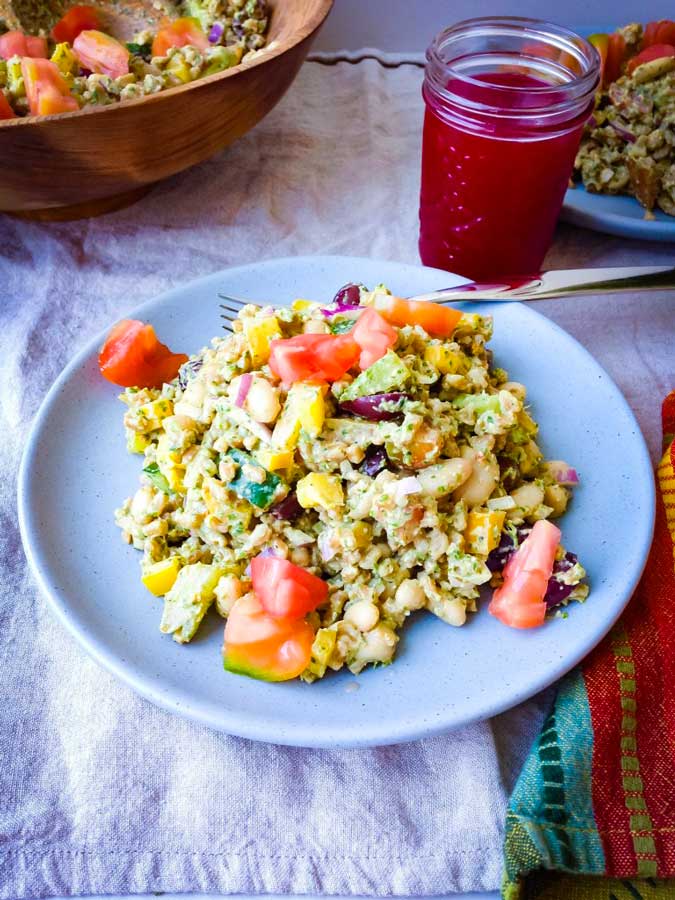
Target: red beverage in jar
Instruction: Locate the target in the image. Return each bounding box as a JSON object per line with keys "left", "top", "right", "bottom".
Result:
{"left": 418, "top": 18, "right": 600, "bottom": 279}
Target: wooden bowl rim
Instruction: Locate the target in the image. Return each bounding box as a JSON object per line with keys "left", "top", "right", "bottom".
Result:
{"left": 0, "top": 0, "right": 333, "bottom": 130}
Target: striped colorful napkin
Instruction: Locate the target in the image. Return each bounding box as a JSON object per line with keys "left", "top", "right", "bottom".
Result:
{"left": 502, "top": 391, "right": 675, "bottom": 900}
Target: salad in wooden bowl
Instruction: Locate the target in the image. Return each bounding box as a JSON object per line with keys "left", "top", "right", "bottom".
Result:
{"left": 0, "top": 0, "right": 332, "bottom": 219}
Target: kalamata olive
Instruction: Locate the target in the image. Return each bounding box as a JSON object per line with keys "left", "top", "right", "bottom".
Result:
{"left": 332, "top": 283, "right": 361, "bottom": 307}
{"left": 270, "top": 492, "right": 302, "bottom": 521}
{"left": 545, "top": 552, "right": 578, "bottom": 608}
{"left": 360, "top": 446, "right": 389, "bottom": 477}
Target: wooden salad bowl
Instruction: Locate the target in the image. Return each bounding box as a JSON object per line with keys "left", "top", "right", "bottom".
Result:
{"left": 0, "top": 0, "right": 333, "bottom": 220}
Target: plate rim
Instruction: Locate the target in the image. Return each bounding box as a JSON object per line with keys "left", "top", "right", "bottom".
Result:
{"left": 17, "top": 254, "right": 656, "bottom": 747}
{"left": 562, "top": 184, "right": 675, "bottom": 242}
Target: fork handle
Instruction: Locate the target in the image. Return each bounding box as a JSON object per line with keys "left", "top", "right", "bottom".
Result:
{"left": 410, "top": 265, "right": 675, "bottom": 303}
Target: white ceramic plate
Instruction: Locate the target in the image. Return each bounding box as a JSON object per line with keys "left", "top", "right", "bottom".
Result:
{"left": 18, "top": 256, "right": 655, "bottom": 748}
{"left": 562, "top": 183, "right": 675, "bottom": 242}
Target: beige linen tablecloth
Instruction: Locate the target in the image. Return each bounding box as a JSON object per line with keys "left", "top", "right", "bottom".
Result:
{"left": 1, "top": 57, "right": 673, "bottom": 900}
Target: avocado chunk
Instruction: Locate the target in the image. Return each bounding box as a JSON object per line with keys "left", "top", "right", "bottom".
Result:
{"left": 160, "top": 563, "right": 225, "bottom": 643}
{"left": 340, "top": 351, "right": 411, "bottom": 401}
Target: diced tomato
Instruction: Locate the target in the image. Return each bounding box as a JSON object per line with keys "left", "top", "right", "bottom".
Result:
{"left": 588, "top": 32, "right": 626, "bottom": 87}
{"left": 351, "top": 307, "right": 397, "bottom": 370}
{"left": 0, "top": 92, "right": 15, "bottom": 119}
{"left": 627, "top": 43, "right": 675, "bottom": 75}
{"left": 21, "top": 58, "right": 79, "bottom": 116}
{"left": 268, "top": 333, "right": 360, "bottom": 384}
{"left": 488, "top": 519, "right": 561, "bottom": 629}
{"left": 51, "top": 5, "right": 102, "bottom": 45}
{"left": 73, "top": 29, "right": 129, "bottom": 78}
{"left": 223, "top": 593, "right": 314, "bottom": 682}
{"left": 643, "top": 20, "right": 675, "bottom": 49}
{"left": 0, "top": 30, "right": 48, "bottom": 60}
{"left": 605, "top": 34, "right": 627, "bottom": 85}
{"left": 251, "top": 555, "right": 328, "bottom": 619}
{"left": 369, "top": 294, "right": 462, "bottom": 337}
{"left": 151, "top": 17, "right": 209, "bottom": 57}
{"left": 98, "top": 319, "right": 188, "bottom": 388}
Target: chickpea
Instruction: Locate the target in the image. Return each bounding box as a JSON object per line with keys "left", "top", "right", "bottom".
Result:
{"left": 544, "top": 483, "right": 569, "bottom": 517}
{"left": 510, "top": 482, "right": 545, "bottom": 514}
{"left": 502, "top": 381, "right": 527, "bottom": 402}
{"left": 215, "top": 575, "right": 245, "bottom": 618}
{"left": 244, "top": 379, "right": 281, "bottom": 424}
{"left": 358, "top": 623, "right": 398, "bottom": 663}
{"left": 290, "top": 546, "right": 311, "bottom": 567}
{"left": 344, "top": 601, "right": 380, "bottom": 632}
{"left": 394, "top": 579, "right": 426, "bottom": 612}
{"left": 439, "top": 598, "right": 467, "bottom": 627}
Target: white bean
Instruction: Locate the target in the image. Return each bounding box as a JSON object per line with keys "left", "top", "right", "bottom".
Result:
{"left": 417, "top": 457, "right": 473, "bottom": 497}
{"left": 453, "top": 446, "right": 499, "bottom": 507}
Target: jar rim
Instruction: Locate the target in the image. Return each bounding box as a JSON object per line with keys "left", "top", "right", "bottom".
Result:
{"left": 425, "top": 16, "right": 600, "bottom": 119}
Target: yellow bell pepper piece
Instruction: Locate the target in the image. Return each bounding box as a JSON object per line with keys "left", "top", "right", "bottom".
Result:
{"left": 137, "top": 398, "right": 173, "bottom": 430}
{"left": 155, "top": 433, "right": 185, "bottom": 492}
{"left": 50, "top": 42, "right": 79, "bottom": 79}
{"left": 297, "top": 473, "right": 344, "bottom": 511}
{"left": 142, "top": 557, "right": 181, "bottom": 597}
{"left": 127, "top": 432, "right": 151, "bottom": 454}
{"left": 294, "top": 382, "right": 326, "bottom": 437}
{"left": 243, "top": 316, "right": 282, "bottom": 367}
{"left": 156, "top": 432, "right": 183, "bottom": 466}
{"left": 256, "top": 448, "right": 294, "bottom": 471}
{"left": 305, "top": 624, "right": 338, "bottom": 680}
{"left": 465, "top": 509, "right": 506, "bottom": 555}
{"left": 424, "top": 344, "right": 465, "bottom": 375}
{"left": 271, "top": 382, "right": 326, "bottom": 449}
{"left": 165, "top": 54, "right": 194, "bottom": 84}
{"left": 292, "top": 299, "right": 320, "bottom": 312}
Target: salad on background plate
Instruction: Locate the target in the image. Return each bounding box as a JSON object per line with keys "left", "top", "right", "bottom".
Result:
{"left": 573, "top": 20, "right": 675, "bottom": 218}
{"left": 102, "top": 283, "right": 589, "bottom": 684}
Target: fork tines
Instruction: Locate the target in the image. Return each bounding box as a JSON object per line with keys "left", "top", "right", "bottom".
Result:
{"left": 219, "top": 293, "right": 248, "bottom": 332}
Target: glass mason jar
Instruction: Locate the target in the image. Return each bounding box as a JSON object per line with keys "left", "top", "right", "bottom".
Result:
{"left": 418, "top": 17, "right": 600, "bottom": 279}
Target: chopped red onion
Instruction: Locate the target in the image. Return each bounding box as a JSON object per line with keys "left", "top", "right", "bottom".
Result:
{"left": 609, "top": 121, "right": 636, "bottom": 143}
{"left": 545, "top": 460, "right": 580, "bottom": 486}
{"left": 318, "top": 531, "right": 337, "bottom": 562}
{"left": 339, "top": 392, "right": 409, "bottom": 422}
{"left": 234, "top": 373, "right": 253, "bottom": 408}
{"left": 320, "top": 303, "right": 362, "bottom": 317}
{"left": 208, "top": 22, "right": 224, "bottom": 43}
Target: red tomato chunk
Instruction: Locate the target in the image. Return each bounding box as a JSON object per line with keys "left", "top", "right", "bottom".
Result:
{"left": 251, "top": 555, "right": 329, "bottom": 619}
{"left": 98, "top": 319, "right": 188, "bottom": 388}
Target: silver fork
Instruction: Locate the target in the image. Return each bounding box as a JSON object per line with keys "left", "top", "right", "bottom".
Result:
{"left": 219, "top": 264, "right": 675, "bottom": 328}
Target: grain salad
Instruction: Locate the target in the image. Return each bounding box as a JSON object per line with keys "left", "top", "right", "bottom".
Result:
{"left": 0, "top": 0, "right": 270, "bottom": 117}
{"left": 113, "top": 284, "right": 588, "bottom": 683}
{"left": 574, "top": 22, "right": 675, "bottom": 217}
